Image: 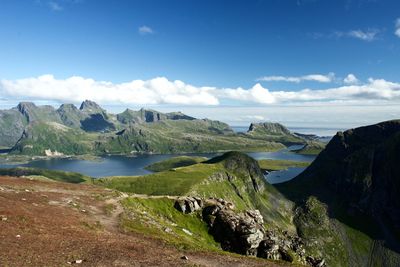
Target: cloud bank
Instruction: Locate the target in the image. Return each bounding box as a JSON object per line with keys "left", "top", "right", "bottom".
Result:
{"left": 1, "top": 74, "right": 400, "bottom": 106}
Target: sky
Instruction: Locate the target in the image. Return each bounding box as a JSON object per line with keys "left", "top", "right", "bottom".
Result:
{"left": 0, "top": 0, "right": 399, "bottom": 134}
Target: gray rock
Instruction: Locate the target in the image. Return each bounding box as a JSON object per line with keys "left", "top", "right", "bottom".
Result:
{"left": 174, "top": 196, "right": 204, "bottom": 214}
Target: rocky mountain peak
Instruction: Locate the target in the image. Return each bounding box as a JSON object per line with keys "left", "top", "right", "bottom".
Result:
{"left": 17, "top": 102, "right": 37, "bottom": 114}
{"left": 79, "top": 100, "right": 103, "bottom": 113}
{"left": 58, "top": 103, "right": 78, "bottom": 111}
{"left": 248, "top": 122, "right": 291, "bottom": 135}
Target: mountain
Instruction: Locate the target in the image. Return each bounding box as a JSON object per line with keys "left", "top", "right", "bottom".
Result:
{"left": 245, "top": 122, "right": 305, "bottom": 145}
{"left": 0, "top": 102, "right": 63, "bottom": 147}
{"left": 57, "top": 104, "right": 83, "bottom": 128}
{"left": 116, "top": 108, "right": 195, "bottom": 124}
{"left": 11, "top": 121, "right": 95, "bottom": 155}
{"left": 277, "top": 120, "right": 400, "bottom": 266}
{"left": 0, "top": 109, "right": 27, "bottom": 147}
{"left": 17, "top": 102, "right": 62, "bottom": 123}
{"left": 96, "top": 119, "right": 283, "bottom": 154}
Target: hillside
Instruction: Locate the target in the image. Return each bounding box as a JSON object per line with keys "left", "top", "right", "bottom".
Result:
{"left": 277, "top": 120, "right": 400, "bottom": 266}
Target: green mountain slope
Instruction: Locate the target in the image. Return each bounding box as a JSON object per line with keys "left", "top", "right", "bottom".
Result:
{"left": 97, "top": 119, "right": 284, "bottom": 154}
{"left": 11, "top": 121, "right": 97, "bottom": 155}
{"left": 276, "top": 120, "right": 400, "bottom": 266}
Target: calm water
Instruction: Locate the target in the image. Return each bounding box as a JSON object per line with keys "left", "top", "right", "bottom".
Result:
{"left": 264, "top": 167, "right": 305, "bottom": 184}
{"left": 0, "top": 146, "right": 315, "bottom": 183}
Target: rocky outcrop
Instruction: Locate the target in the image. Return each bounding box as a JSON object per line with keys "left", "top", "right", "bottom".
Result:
{"left": 175, "top": 196, "right": 321, "bottom": 265}
{"left": 174, "top": 197, "right": 204, "bottom": 214}
{"left": 207, "top": 208, "right": 264, "bottom": 256}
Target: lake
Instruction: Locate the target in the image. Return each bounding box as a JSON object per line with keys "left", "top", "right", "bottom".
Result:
{"left": 0, "top": 146, "right": 316, "bottom": 183}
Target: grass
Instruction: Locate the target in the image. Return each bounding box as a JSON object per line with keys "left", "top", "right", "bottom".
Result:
{"left": 293, "top": 141, "right": 325, "bottom": 155}
{"left": 144, "top": 156, "right": 207, "bottom": 172}
{"left": 257, "top": 159, "right": 310, "bottom": 171}
{"left": 95, "top": 163, "right": 221, "bottom": 195}
{"left": 121, "top": 197, "right": 220, "bottom": 251}
{"left": 0, "top": 167, "right": 91, "bottom": 183}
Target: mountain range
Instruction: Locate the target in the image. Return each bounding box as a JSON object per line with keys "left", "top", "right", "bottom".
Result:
{"left": 0, "top": 100, "right": 318, "bottom": 156}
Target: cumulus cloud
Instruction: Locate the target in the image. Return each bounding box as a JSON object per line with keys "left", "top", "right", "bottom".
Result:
{"left": 1, "top": 75, "right": 400, "bottom": 106}
{"left": 220, "top": 84, "right": 276, "bottom": 104}
{"left": 395, "top": 18, "right": 400, "bottom": 38}
{"left": 258, "top": 73, "right": 335, "bottom": 83}
{"left": 138, "top": 25, "right": 154, "bottom": 35}
{"left": 0, "top": 75, "right": 219, "bottom": 106}
{"left": 343, "top": 74, "right": 359, "bottom": 84}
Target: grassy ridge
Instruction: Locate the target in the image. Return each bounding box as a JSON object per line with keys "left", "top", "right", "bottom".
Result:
{"left": 0, "top": 167, "right": 91, "bottom": 183}
{"left": 144, "top": 156, "right": 207, "bottom": 172}
{"left": 95, "top": 163, "right": 221, "bottom": 195}
{"left": 293, "top": 141, "right": 325, "bottom": 155}
{"left": 121, "top": 197, "right": 220, "bottom": 251}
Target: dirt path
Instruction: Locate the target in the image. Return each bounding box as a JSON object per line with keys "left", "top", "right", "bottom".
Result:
{"left": 0, "top": 176, "right": 285, "bottom": 267}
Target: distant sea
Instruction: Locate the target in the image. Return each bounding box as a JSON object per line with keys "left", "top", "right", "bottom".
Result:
{"left": 231, "top": 126, "right": 344, "bottom": 137}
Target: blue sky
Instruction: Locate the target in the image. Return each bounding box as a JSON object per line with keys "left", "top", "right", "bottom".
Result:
{"left": 0, "top": 0, "right": 400, "bottom": 132}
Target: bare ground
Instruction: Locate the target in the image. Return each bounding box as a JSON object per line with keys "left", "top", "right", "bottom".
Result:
{"left": 0, "top": 176, "right": 287, "bottom": 267}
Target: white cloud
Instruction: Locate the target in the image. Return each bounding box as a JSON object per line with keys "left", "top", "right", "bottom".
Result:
{"left": 0, "top": 75, "right": 219, "bottom": 106}
{"left": 1, "top": 75, "right": 400, "bottom": 107}
{"left": 48, "top": 1, "right": 63, "bottom": 11}
{"left": 348, "top": 29, "right": 379, "bottom": 41}
{"left": 220, "top": 84, "right": 276, "bottom": 104}
{"left": 138, "top": 25, "right": 154, "bottom": 35}
{"left": 343, "top": 74, "right": 359, "bottom": 85}
{"left": 395, "top": 18, "right": 400, "bottom": 38}
{"left": 258, "top": 73, "right": 335, "bottom": 83}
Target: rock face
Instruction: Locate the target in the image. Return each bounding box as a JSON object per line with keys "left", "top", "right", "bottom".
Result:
{"left": 207, "top": 207, "right": 264, "bottom": 256}
{"left": 293, "top": 120, "right": 400, "bottom": 233}
{"left": 175, "top": 196, "right": 319, "bottom": 264}
{"left": 174, "top": 197, "right": 204, "bottom": 214}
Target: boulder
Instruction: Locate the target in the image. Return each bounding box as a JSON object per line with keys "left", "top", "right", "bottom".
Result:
{"left": 174, "top": 197, "right": 204, "bottom": 214}
{"left": 206, "top": 207, "right": 264, "bottom": 256}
